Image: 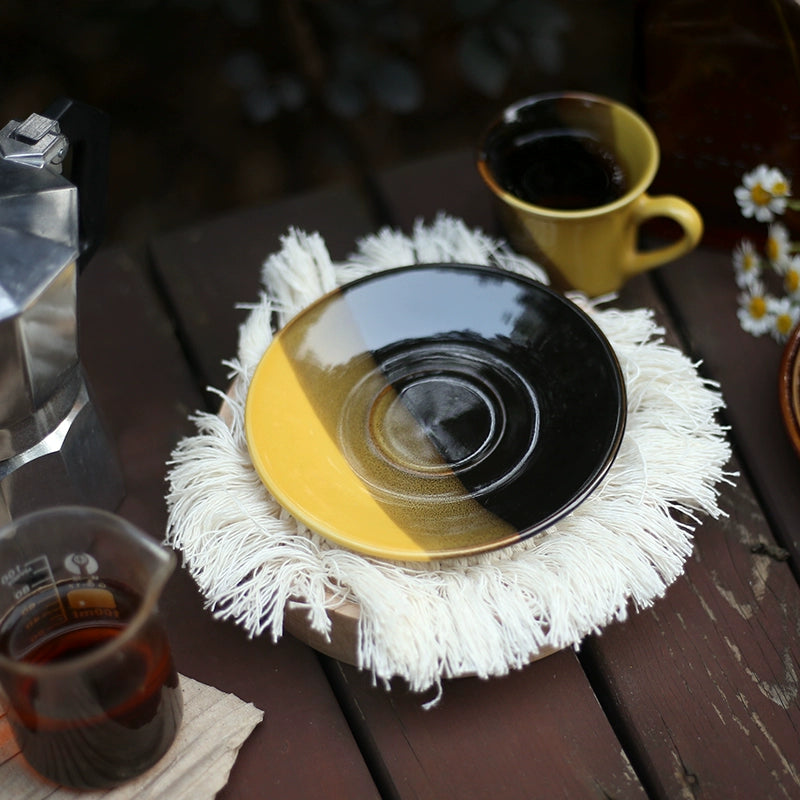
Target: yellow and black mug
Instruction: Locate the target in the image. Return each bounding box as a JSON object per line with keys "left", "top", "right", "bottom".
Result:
{"left": 477, "top": 91, "right": 703, "bottom": 296}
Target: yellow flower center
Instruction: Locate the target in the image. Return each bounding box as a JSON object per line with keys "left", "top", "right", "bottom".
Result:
{"left": 773, "top": 180, "right": 789, "bottom": 198}
{"left": 749, "top": 296, "right": 767, "bottom": 318}
{"left": 777, "top": 313, "right": 794, "bottom": 336}
{"left": 751, "top": 184, "right": 772, "bottom": 207}
{"left": 743, "top": 252, "right": 757, "bottom": 271}
{"left": 787, "top": 270, "right": 800, "bottom": 293}
{"left": 766, "top": 237, "right": 780, "bottom": 262}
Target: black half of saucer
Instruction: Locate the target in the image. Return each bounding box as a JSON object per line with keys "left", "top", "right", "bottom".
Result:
{"left": 338, "top": 263, "right": 627, "bottom": 538}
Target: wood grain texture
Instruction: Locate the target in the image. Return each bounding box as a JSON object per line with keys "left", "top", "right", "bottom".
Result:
{"left": 585, "top": 269, "right": 800, "bottom": 799}
{"left": 328, "top": 652, "right": 647, "bottom": 800}
{"left": 657, "top": 249, "right": 800, "bottom": 562}
{"left": 585, "top": 486, "right": 800, "bottom": 800}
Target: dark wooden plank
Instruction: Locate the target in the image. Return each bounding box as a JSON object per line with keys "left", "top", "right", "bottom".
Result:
{"left": 76, "top": 247, "right": 381, "bottom": 800}
{"left": 656, "top": 249, "right": 800, "bottom": 561}
{"left": 77, "top": 247, "right": 196, "bottom": 536}
{"left": 376, "top": 149, "right": 491, "bottom": 233}
{"left": 149, "top": 183, "right": 375, "bottom": 393}
{"left": 581, "top": 274, "right": 800, "bottom": 799}
{"left": 585, "top": 487, "right": 800, "bottom": 800}
{"left": 329, "top": 653, "right": 647, "bottom": 800}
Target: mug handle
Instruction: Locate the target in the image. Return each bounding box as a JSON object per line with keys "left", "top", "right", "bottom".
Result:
{"left": 627, "top": 194, "right": 704, "bottom": 275}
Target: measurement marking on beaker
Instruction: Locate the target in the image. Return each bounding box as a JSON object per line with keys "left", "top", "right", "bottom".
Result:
{"left": 23, "top": 556, "right": 68, "bottom": 621}
{"left": 25, "top": 556, "right": 54, "bottom": 591}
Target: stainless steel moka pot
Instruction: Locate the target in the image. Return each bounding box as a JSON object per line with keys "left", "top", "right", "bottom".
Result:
{"left": 0, "top": 98, "right": 124, "bottom": 523}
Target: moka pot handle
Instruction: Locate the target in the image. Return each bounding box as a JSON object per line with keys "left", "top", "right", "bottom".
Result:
{"left": 43, "top": 97, "right": 110, "bottom": 271}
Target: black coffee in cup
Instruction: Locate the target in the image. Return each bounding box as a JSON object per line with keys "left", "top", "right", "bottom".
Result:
{"left": 489, "top": 130, "right": 628, "bottom": 210}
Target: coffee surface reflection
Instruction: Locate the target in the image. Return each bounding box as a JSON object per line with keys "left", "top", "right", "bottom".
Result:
{"left": 489, "top": 130, "right": 628, "bottom": 210}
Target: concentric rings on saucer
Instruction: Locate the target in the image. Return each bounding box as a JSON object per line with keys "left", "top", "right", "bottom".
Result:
{"left": 245, "top": 264, "right": 626, "bottom": 561}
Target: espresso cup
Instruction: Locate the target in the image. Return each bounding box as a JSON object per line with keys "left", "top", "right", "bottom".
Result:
{"left": 477, "top": 91, "right": 703, "bottom": 296}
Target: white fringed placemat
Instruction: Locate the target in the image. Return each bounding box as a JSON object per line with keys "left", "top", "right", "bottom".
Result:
{"left": 165, "top": 215, "right": 732, "bottom": 699}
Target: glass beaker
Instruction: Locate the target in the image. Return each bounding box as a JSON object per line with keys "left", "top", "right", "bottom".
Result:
{"left": 0, "top": 506, "right": 183, "bottom": 789}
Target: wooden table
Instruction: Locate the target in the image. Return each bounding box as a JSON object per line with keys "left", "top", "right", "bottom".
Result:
{"left": 77, "top": 149, "right": 800, "bottom": 800}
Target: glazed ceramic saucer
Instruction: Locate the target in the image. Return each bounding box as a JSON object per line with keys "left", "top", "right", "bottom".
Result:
{"left": 245, "top": 264, "right": 626, "bottom": 561}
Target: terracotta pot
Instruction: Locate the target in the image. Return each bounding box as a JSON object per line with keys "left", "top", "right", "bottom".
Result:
{"left": 779, "top": 323, "right": 800, "bottom": 458}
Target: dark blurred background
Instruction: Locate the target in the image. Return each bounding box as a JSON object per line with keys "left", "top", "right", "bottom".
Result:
{"left": 0, "top": 0, "right": 635, "bottom": 246}
{"left": 3, "top": 1, "right": 799, "bottom": 249}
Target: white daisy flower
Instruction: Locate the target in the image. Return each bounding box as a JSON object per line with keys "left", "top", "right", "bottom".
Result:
{"left": 778, "top": 255, "right": 800, "bottom": 299}
{"left": 732, "top": 238, "right": 761, "bottom": 288}
{"left": 734, "top": 164, "right": 791, "bottom": 222}
{"left": 765, "top": 222, "right": 791, "bottom": 267}
{"left": 737, "top": 280, "right": 774, "bottom": 337}
{"left": 766, "top": 295, "right": 800, "bottom": 342}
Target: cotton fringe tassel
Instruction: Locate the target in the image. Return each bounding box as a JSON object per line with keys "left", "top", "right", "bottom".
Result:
{"left": 165, "top": 214, "right": 732, "bottom": 701}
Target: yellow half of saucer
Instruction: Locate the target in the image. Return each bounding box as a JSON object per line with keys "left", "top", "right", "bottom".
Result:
{"left": 244, "top": 290, "right": 518, "bottom": 562}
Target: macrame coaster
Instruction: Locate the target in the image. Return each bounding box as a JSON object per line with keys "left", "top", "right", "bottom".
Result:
{"left": 165, "top": 214, "right": 732, "bottom": 699}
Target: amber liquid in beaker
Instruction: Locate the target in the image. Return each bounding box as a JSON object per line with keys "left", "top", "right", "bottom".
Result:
{"left": 0, "top": 579, "right": 182, "bottom": 789}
